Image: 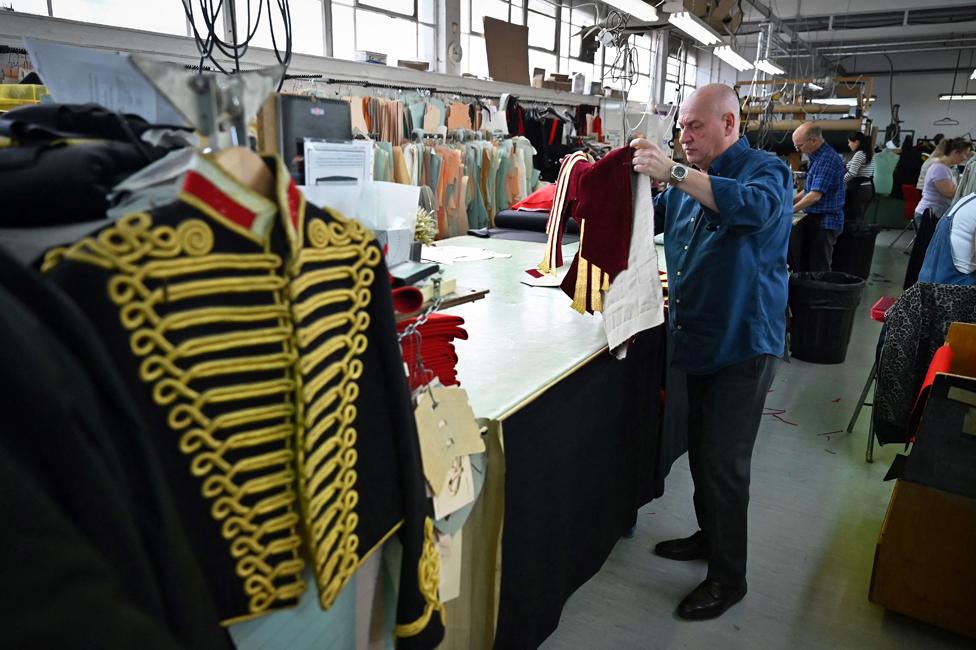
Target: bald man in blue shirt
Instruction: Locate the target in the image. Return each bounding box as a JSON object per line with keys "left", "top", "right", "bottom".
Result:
{"left": 631, "top": 83, "right": 792, "bottom": 620}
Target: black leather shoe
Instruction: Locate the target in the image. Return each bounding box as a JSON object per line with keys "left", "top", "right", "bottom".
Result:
{"left": 653, "top": 530, "right": 708, "bottom": 561}
{"left": 676, "top": 579, "right": 747, "bottom": 620}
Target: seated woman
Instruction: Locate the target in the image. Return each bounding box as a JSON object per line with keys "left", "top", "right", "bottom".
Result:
{"left": 844, "top": 131, "right": 875, "bottom": 222}
{"left": 916, "top": 137, "right": 947, "bottom": 190}
{"left": 918, "top": 192, "right": 976, "bottom": 285}
{"left": 916, "top": 138, "right": 973, "bottom": 224}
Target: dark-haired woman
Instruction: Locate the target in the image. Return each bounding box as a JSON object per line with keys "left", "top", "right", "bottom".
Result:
{"left": 844, "top": 131, "right": 875, "bottom": 221}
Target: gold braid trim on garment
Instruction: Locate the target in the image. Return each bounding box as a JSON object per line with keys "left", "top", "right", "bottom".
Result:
{"left": 289, "top": 210, "right": 381, "bottom": 609}
{"left": 45, "top": 212, "right": 307, "bottom": 618}
{"left": 394, "top": 517, "right": 446, "bottom": 638}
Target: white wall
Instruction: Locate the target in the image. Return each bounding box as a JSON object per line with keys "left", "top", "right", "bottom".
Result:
{"left": 870, "top": 72, "right": 976, "bottom": 143}
{"left": 848, "top": 51, "right": 976, "bottom": 143}
{"left": 695, "top": 49, "right": 738, "bottom": 89}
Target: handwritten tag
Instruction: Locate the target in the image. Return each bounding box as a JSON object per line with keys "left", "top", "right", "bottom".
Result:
{"left": 415, "top": 387, "right": 485, "bottom": 494}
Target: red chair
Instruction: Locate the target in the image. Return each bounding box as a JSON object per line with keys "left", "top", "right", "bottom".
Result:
{"left": 890, "top": 184, "right": 922, "bottom": 249}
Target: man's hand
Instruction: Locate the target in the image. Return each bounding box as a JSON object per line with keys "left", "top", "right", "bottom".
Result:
{"left": 631, "top": 138, "right": 675, "bottom": 182}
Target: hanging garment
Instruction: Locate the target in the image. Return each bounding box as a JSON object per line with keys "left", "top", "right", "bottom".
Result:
{"left": 0, "top": 247, "right": 232, "bottom": 650}
{"left": 873, "top": 148, "right": 898, "bottom": 195}
{"left": 534, "top": 146, "right": 664, "bottom": 352}
{"left": 393, "top": 145, "right": 412, "bottom": 185}
{"left": 347, "top": 96, "right": 369, "bottom": 134}
{"left": 423, "top": 99, "right": 444, "bottom": 132}
{"left": 891, "top": 147, "right": 924, "bottom": 199}
{"left": 446, "top": 103, "right": 472, "bottom": 130}
{"left": 874, "top": 282, "right": 976, "bottom": 444}
{"left": 435, "top": 144, "right": 465, "bottom": 238}
{"left": 40, "top": 153, "right": 445, "bottom": 647}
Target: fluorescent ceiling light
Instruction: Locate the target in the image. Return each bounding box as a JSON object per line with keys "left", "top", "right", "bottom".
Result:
{"left": 668, "top": 11, "right": 722, "bottom": 46}
{"left": 940, "top": 94, "right": 976, "bottom": 100}
{"left": 713, "top": 45, "right": 753, "bottom": 71}
{"left": 807, "top": 82, "right": 823, "bottom": 91}
{"left": 754, "top": 59, "right": 785, "bottom": 75}
{"left": 809, "top": 97, "right": 876, "bottom": 106}
{"left": 604, "top": 0, "right": 659, "bottom": 22}
{"left": 810, "top": 98, "right": 858, "bottom": 106}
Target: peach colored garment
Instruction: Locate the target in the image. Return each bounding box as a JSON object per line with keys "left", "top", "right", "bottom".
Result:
{"left": 392, "top": 146, "right": 411, "bottom": 185}
{"left": 447, "top": 103, "right": 472, "bottom": 130}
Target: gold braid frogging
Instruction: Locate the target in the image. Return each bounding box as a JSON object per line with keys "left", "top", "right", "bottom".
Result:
{"left": 292, "top": 213, "right": 381, "bottom": 609}
{"left": 46, "top": 212, "right": 306, "bottom": 618}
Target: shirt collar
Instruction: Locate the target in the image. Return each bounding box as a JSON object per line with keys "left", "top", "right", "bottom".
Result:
{"left": 708, "top": 136, "right": 750, "bottom": 177}
{"left": 809, "top": 142, "right": 832, "bottom": 161}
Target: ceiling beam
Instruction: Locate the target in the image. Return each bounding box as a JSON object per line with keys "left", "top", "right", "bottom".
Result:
{"left": 740, "top": 0, "right": 835, "bottom": 73}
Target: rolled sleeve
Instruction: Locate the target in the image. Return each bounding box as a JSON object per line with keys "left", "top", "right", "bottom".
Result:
{"left": 702, "top": 162, "right": 791, "bottom": 232}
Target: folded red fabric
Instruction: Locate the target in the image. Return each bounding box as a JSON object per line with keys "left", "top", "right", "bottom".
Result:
{"left": 511, "top": 183, "right": 556, "bottom": 211}
{"left": 391, "top": 286, "right": 425, "bottom": 314}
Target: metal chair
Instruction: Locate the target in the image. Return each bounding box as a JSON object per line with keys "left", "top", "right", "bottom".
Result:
{"left": 848, "top": 296, "right": 896, "bottom": 462}
{"left": 889, "top": 185, "right": 921, "bottom": 250}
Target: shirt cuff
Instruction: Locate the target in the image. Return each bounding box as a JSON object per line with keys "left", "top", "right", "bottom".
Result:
{"left": 701, "top": 175, "right": 745, "bottom": 226}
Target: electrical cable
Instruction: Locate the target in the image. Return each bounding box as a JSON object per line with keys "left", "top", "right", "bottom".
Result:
{"left": 180, "top": 0, "right": 293, "bottom": 88}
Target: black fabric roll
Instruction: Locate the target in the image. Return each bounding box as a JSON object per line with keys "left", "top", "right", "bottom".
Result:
{"left": 494, "top": 209, "right": 581, "bottom": 234}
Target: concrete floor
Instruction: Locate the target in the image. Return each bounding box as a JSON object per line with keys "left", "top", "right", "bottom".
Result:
{"left": 541, "top": 231, "right": 974, "bottom": 650}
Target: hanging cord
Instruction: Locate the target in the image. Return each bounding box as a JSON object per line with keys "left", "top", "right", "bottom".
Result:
{"left": 604, "top": 10, "right": 639, "bottom": 92}
{"left": 942, "top": 49, "right": 964, "bottom": 119}
{"left": 181, "top": 0, "right": 293, "bottom": 89}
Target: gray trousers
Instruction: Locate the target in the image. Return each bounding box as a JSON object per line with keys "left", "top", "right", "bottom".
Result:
{"left": 683, "top": 354, "right": 777, "bottom": 584}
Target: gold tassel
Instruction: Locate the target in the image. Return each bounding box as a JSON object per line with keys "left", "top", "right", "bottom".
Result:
{"left": 571, "top": 258, "right": 589, "bottom": 313}
{"left": 590, "top": 263, "right": 603, "bottom": 312}
{"left": 570, "top": 221, "right": 589, "bottom": 313}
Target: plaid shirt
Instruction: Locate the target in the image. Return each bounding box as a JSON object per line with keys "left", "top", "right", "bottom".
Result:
{"left": 805, "top": 143, "right": 846, "bottom": 232}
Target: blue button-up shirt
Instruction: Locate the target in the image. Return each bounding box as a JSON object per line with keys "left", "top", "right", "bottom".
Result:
{"left": 655, "top": 136, "right": 792, "bottom": 374}
{"left": 804, "top": 142, "right": 846, "bottom": 232}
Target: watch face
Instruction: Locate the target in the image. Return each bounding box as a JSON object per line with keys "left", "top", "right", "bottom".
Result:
{"left": 672, "top": 165, "right": 687, "bottom": 180}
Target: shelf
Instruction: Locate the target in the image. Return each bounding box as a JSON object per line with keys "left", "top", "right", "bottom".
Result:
{"left": 396, "top": 286, "right": 490, "bottom": 323}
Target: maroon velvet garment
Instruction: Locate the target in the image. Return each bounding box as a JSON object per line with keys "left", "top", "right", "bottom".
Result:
{"left": 537, "top": 146, "right": 635, "bottom": 313}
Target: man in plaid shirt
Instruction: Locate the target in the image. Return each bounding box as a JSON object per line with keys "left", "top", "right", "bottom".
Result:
{"left": 792, "top": 122, "right": 846, "bottom": 272}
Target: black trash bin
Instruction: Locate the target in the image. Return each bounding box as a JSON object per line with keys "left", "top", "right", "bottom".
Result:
{"left": 789, "top": 272, "right": 866, "bottom": 364}
{"left": 831, "top": 222, "right": 882, "bottom": 280}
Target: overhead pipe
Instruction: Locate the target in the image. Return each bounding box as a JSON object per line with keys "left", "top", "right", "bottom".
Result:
{"left": 813, "top": 37, "right": 976, "bottom": 51}
{"left": 783, "top": 44, "right": 976, "bottom": 58}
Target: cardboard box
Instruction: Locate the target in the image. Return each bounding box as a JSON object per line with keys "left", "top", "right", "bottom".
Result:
{"left": 398, "top": 59, "right": 430, "bottom": 71}
{"left": 542, "top": 80, "right": 571, "bottom": 92}
{"left": 869, "top": 480, "right": 976, "bottom": 639}
{"left": 531, "top": 67, "right": 546, "bottom": 89}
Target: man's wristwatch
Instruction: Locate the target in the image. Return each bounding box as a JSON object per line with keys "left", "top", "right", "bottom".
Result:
{"left": 670, "top": 163, "right": 689, "bottom": 184}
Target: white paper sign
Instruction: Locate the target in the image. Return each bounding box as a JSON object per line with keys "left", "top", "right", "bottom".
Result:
{"left": 304, "top": 139, "right": 374, "bottom": 186}
{"left": 24, "top": 38, "right": 185, "bottom": 125}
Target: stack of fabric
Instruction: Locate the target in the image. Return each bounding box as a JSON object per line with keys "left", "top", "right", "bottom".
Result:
{"left": 397, "top": 313, "right": 468, "bottom": 390}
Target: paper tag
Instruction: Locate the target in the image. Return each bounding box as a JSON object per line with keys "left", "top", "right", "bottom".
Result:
{"left": 415, "top": 387, "right": 486, "bottom": 494}
{"left": 522, "top": 266, "right": 569, "bottom": 287}
{"left": 437, "top": 529, "right": 463, "bottom": 603}
{"left": 433, "top": 455, "right": 476, "bottom": 520}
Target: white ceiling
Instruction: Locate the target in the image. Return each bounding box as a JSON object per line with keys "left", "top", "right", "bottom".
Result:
{"left": 730, "top": 0, "right": 976, "bottom": 73}
{"left": 740, "top": 0, "right": 976, "bottom": 21}
{"left": 740, "top": 0, "right": 976, "bottom": 43}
